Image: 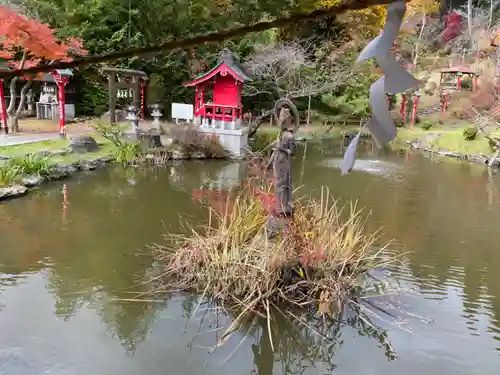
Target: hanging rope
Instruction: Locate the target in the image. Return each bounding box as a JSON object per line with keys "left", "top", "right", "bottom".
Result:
{"left": 0, "top": 0, "right": 398, "bottom": 78}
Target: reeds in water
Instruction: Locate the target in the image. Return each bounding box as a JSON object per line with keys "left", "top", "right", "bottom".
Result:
{"left": 153, "top": 181, "right": 390, "bottom": 319}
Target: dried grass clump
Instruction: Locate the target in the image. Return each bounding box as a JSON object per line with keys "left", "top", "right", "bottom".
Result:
{"left": 162, "top": 122, "right": 228, "bottom": 157}
{"left": 153, "top": 184, "right": 390, "bottom": 318}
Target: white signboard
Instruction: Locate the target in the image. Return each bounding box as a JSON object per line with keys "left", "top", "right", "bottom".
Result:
{"left": 171, "top": 103, "right": 194, "bottom": 124}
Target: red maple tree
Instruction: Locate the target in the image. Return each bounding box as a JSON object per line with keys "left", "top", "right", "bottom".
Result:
{"left": 442, "top": 11, "right": 462, "bottom": 42}
{"left": 0, "top": 5, "right": 87, "bottom": 131}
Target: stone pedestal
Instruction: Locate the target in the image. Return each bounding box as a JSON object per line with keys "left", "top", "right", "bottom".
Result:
{"left": 197, "top": 126, "right": 249, "bottom": 157}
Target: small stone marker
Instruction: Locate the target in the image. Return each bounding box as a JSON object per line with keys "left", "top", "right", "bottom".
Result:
{"left": 68, "top": 135, "right": 100, "bottom": 154}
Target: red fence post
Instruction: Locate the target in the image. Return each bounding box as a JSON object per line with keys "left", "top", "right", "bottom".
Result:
{"left": 411, "top": 93, "right": 420, "bottom": 129}
{"left": 57, "top": 81, "right": 67, "bottom": 137}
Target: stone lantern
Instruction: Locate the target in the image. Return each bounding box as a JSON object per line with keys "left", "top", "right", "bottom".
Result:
{"left": 126, "top": 105, "right": 140, "bottom": 134}
{"left": 150, "top": 103, "right": 163, "bottom": 130}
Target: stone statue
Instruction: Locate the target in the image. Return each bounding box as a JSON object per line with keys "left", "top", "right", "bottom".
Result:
{"left": 273, "top": 107, "right": 295, "bottom": 217}
{"left": 266, "top": 99, "right": 299, "bottom": 238}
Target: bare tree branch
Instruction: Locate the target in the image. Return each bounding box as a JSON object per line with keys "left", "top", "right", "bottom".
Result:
{"left": 243, "top": 39, "right": 351, "bottom": 101}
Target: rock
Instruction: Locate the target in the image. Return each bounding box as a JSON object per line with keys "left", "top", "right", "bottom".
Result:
{"left": 410, "top": 139, "right": 425, "bottom": 149}
{"left": 68, "top": 136, "right": 100, "bottom": 154}
{"left": 0, "top": 155, "right": 11, "bottom": 160}
{"left": 55, "top": 164, "right": 77, "bottom": 175}
{"left": 171, "top": 150, "right": 188, "bottom": 160}
{"left": 0, "top": 184, "right": 28, "bottom": 200}
{"left": 97, "top": 155, "right": 113, "bottom": 164}
{"left": 47, "top": 168, "right": 70, "bottom": 180}
{"left": 21, "top": 174, "right": 43, "bottom": 187}
{"left": 80, "top": 159, "right": 98, "bottom": 171}
{"left": 138, "top": 131, "right": 162, "bottom": 148}
{"left": 160, "top": 136, "right": 173, "bottom": 148}
{"left": 50, "top": 148, "right": 70, "bottom": 157}
{"left": 190, "top": 150, "right": 207, "bottom": 159}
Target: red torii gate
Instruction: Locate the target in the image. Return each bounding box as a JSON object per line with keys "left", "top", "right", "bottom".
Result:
{"left": 439, "top": 65, "right": 478, "bottom": 121}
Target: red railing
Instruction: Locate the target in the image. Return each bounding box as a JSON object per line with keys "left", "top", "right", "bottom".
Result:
{"left": 198, "top": 104, "right": 241, "bottom": 122}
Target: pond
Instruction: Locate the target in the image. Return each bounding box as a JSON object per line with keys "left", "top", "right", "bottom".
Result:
{"left": 1, "top": 141, "right": 499, "bottom": 374}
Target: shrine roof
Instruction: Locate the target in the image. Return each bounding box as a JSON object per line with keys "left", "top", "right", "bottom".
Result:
{"left": 440, "top": 65, "right": 477, "bottom": 75}
{"left": 41, "top": 69, "right": 74, "bottom": 82}
{"left": 184, "top": 49, "right": 251, "bottom": 87}
{"left": 0, "top": 60, "right": 73, "bottom": 80}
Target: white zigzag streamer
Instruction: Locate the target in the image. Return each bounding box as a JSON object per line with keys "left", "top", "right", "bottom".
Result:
{"left": 341, "top": 0, "right": 420, "bottom": 176}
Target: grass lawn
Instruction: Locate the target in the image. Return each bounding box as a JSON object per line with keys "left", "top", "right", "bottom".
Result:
{"left": 0, "top": 139, "right": 70, "bottom": 157}
{"left": 52, "top": 142, "right": 115, "bottom": 164}
{"left": 258, "top": 124, "right": 362, "bottom": 140}
{"left": 0, "top": 135, "right": 114, "bottom": 162}
{"left": 395, "top": 126, "right": 500, "bottom": 156}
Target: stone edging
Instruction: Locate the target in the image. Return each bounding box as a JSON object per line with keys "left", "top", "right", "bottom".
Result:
{"left": 0, "top": 146, "right": 241, "bottom": 201}
{"left": 402, "top": 139, "right": 500, "bottom": 167}
{"left": 0, "top": 152, "right": 115, "bottom": 201}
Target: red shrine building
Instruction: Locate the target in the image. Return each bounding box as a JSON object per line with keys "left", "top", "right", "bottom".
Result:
{"left": 184, "top": 49, "right": 250, "bottom": 130}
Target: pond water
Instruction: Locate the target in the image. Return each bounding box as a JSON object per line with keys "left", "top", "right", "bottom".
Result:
{"left": 1, "top": 142, "right": 500, "bottom": 374}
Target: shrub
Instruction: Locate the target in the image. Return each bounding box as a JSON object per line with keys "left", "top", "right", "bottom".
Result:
{"left": 420, "top": 121, "right": 433, "bottom": 130}
{"left": 0, "top": 164, "right": 23, "bottom": 186}
{"left": 252, "top": 130, "right": 279, "bottom": 151}
{"left": 393, "top": 113, "right": 406, "bottom": 128}
{"left": 90, "top": 120, "right": 125, "bottom": 147}
{"left": 112, "top": 142, "right": 140, "bottom": 166}
{"left": 167, "top": 123, "right": 227, "bottom": 157}
{"left": 11, "top": 154, "right": 56, "bottom": 177}
{"left": 460, "top": 77, "right": 473, "bottom": 90}
{"left": 463, "top": 127, "right": 478, "bottom": 141}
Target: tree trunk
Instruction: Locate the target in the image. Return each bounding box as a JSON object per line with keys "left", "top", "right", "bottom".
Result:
{"left": 7, "top": 76, "right": 19, "bottom": 116}
{"left": 9, "top": 80, "right": 32, "bottom": 133}
{"left": 306, "top": 84, "right": 312, "bottom": 127}
{"left": 467, "top": 0, "right": 473, "bottom": 40}
{"left": 412, "top": 11, "right": 427, "bottom": 72}
{"left": 6, "top": 52, "right": 29, "bottom": 133}
{"left": 8, "top": 116, "right": 20, "bottom": 133}
{"left": 489, "top": 0, "right": 494, "bottom": 29}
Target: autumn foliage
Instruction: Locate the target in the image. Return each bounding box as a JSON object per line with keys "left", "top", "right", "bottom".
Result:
{"left": 0, "top": 5, "right": 87, "bottom": 71}
{"left": 443, "top": 11, "right": 462, "bottom": 42}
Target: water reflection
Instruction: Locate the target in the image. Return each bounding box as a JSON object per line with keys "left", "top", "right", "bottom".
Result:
{"left": 318, "top": 158, "right": 404, "bottom": 179}
{"left": 308, "top": 143, "right": 500, "bottom": 360}
{"left": 1, "top": 144, "right": 500, "bottom": 374}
